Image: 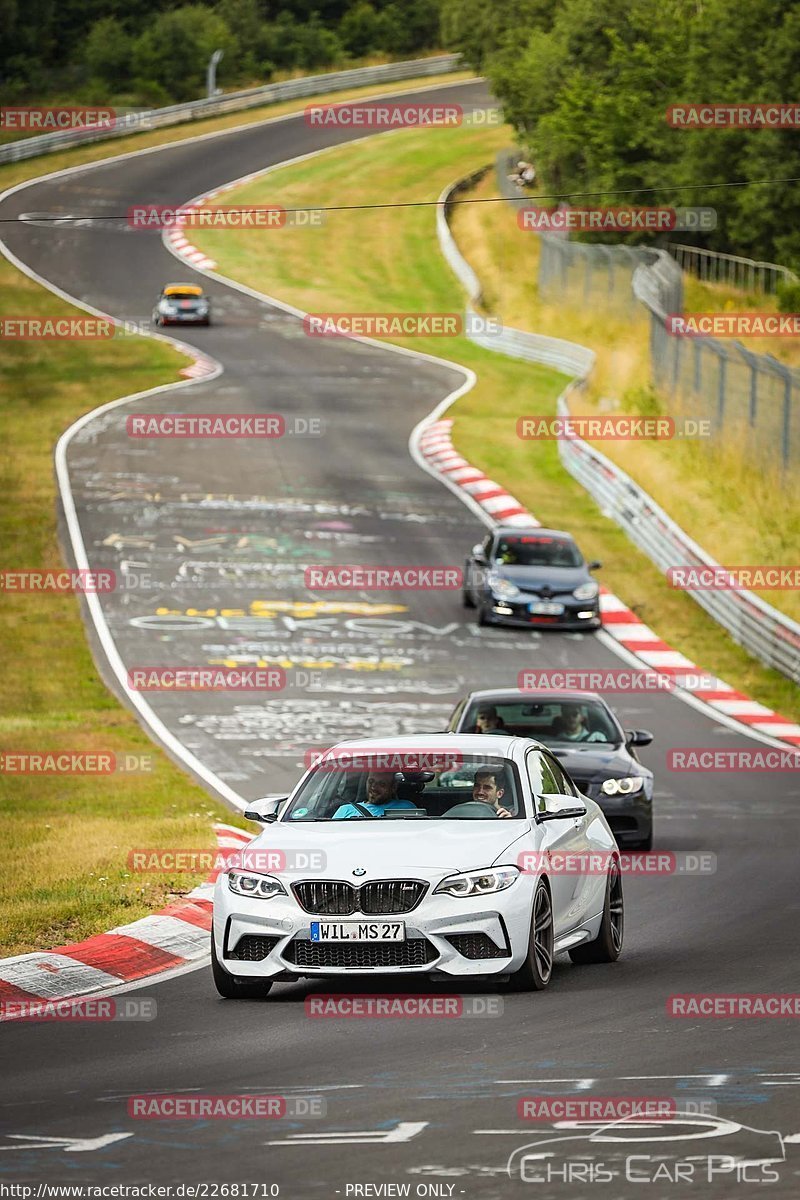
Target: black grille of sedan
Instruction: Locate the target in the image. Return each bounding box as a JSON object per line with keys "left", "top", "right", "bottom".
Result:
{"left": 228, "top": 934, "right": 281, "bottom": 961}
{"left": 292, "top": 879, "right": 426, "bottom": 915}
{"left": 445, "top": 932, "right": 509, "bottom": 960}
{"left": 284, "top": 938, "right": 437, "bottom": 969}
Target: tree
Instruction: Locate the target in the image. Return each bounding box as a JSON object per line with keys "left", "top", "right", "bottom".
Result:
{"left": 85, "top": 16, "right": 134, "bottom": 87}
{"left": 132, "top": 6, "right": 236, "bottom": 101}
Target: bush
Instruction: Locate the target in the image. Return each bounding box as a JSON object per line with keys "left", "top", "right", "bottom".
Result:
{"left": 776, "top": 278, "right": 800, "bottom": 314}
{"left": 132, "top": 6, "right": 236, "bottom": 102}
{"left": 85, "top": 17, "right": 134, "bottom": 88}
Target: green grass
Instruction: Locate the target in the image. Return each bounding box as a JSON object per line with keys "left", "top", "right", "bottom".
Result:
{"left": 188, "top": 121, "right": 800, "bottom": 726}
{"left": 0, "top": 257, "right": 250, "bottom": 954}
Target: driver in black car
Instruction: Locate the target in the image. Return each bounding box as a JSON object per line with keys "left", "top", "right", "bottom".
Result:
{"left": 472, "top": 767, "right": 512, "bottom": 819}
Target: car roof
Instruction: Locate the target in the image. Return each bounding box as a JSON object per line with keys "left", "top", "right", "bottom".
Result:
{"left": 493, "top": 526, "right": 576, "bottom": 541}
{"left": 461, "top": 687, "right": 606, "bottom": 704}
{"left": 314, "top": 733, "right": 544, "bottom": 758}
{"left": 163, "top": 283, "right": 204, "bottom": 296}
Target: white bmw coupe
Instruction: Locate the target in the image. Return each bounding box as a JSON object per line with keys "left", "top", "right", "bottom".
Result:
{"left": 211, "top": 734, "right": 624, "bottom": 997}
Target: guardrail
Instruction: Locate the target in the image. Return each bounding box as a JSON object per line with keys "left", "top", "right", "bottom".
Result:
{"left": 667, "top": 242, "right": 797, "bottom": 293}
{"left": 438, "top": 174, "right": 595, "bottom": 377}
{"left": 0, "top": 55, "right": 463, "bottom": 165}
{"left": 437, "top": 169, "right": 800, "bottom": 683}
{"left": 556, "top": 392, "right": 800, "bottom": 681}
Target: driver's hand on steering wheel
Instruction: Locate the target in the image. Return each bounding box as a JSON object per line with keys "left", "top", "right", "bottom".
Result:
{"left": 496, "top": 805, "right": 512, "bottom": 819}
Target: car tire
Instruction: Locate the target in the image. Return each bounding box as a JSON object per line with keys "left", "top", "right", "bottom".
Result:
{"left": 630, "top": 828, "right": 653, "bottom": 851}
{"left": 506, "top": 879, "right": 553, "bottom": 991}
{"left": 568, "top": 857, "right": 624, "bottom": 964}
{"left": 462, "top": 584, "right": 475, "bottom": 609}
{"left": 477, "top": 604, "right": 489, "bottom": 626}
{"left": 211, "top": 934, "right": 274, "bottom": 999}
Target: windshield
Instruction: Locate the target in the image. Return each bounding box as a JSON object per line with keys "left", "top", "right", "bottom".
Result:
{"left": 493, "top": 534, "right": 582, "bottom": 568}
{"left": 465, "top": 699, "right": 622, "bottom": 746}
{"left": 281, "top": 754, "right": 525, "bottom": 820}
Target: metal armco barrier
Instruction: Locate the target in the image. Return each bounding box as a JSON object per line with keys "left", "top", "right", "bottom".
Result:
{"left": 0, "top": 55, "right": 462, "bottom": 165}
{"left": 437, "top": 174, "right": 594, "bottom": 377}
{"left": 556, "top": 392, "right": 800, "bottom": 682}
{"left": 437, "top": 171, "right": 800, "bottom": 683}
{"left": 667, "top": 242, "right": 797, "bottom": 294}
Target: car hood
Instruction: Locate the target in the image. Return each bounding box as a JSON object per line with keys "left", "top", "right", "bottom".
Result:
{"left": 249, "top": 820, "right": 530, "bottom": 875}
{"left": 492, "top": 564, "right": 587, "bottom": 592}
{"left": 549, "top": 744, "right": 642, "bottom": 781}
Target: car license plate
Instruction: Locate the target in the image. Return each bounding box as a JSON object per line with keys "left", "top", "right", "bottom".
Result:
{"left": 529, "top": 601, "right": 564, "bottom": 615}
{"left": 310, "top": 921, "right": 406, "bottom": 942}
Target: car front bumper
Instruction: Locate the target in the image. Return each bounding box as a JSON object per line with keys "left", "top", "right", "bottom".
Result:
{"left": 579, "top": 782, "right": 653, "bottom": 844}
{"left": 213, "top": 873, "right": 541, "bottom": 979}
{"left": 480, "top": 593, "right": 601, "bottom": 630}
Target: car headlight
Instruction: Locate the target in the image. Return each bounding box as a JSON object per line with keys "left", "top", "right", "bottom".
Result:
{"left": 227, "top": 870, "right": 286, "bottom": 900}
{"left": 573, "top": 580, "right": 599, "bottom": 601}
{"left": 434, "top": 866, "right": 520, "bottom": 896}
{"left": 487, "top": 573, "right": 521, "bottom": 601}
{"left": 161, "top": 303, "right": 178, "bottom": 314}
{"left": 601, "top": 776, "right": 644, "bottom": 796}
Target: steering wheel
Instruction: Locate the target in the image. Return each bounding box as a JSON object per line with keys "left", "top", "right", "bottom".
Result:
{"left": 441, "top": 801, "right": 500, "bottom": 820}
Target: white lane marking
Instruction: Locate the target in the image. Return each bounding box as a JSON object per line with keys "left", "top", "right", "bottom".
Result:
{"left": 496, "top": 1074, "right": 731, "bottom": 1085}
{"left": 0, "top": 1133, "right": 133, "bottom": 1153}
{"left": 266, "top": 1121, "right": 428, "bottom": 1146}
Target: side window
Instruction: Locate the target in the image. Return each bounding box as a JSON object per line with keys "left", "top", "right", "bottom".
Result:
{"left": 526, "top": 750, "right": 560, "bottom": 813}
{"left": 543, "top": 753, "right": 579, "bottom": 797}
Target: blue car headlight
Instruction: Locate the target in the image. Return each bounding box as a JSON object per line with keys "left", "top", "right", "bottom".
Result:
{"left": 573, "top": 580, "right": 599, "bottom": 601}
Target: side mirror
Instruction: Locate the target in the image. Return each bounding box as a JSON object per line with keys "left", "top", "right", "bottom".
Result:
{"left": 243, "top": 794, "right": 289, "bottom": 823}
{"left": 539, "top": 793, "right": 587, "bottom": 821}
{"left": 588, "top": 560, "right": 602, "bottom": 570}
{"left": 471, "top": 543, "right": 488, "bottom": 563}
{"left": 625, "top": 729, "right": 653, "bottom": 747}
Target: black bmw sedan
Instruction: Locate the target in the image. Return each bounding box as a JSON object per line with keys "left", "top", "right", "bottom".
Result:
{"left": 463, "top": 527, "right": 602, "bottom": 630}
{"left": 447, "top": 688, "right": 654, "bottom": 848}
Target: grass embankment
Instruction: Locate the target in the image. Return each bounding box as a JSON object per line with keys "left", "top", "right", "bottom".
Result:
{"left": 0, "top": 263, "right": 244, "bottom": 955}
{"left": 449, "top": 170, "right": 800, "bottom": 624}
{"left": 189, "top": 122, "right": 799, "bottom": 724}
{"left": 0, "top": 68, "right": 475, "bottom": 956}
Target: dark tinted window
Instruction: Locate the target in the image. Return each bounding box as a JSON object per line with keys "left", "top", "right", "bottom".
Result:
{"left": 492, "top": 534, "right": 582, "bottom": 568}
{"left": 463, "top": 698, "right": 621, "bottom": 745}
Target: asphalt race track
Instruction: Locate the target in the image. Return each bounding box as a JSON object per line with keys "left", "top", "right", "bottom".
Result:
{"left": 1, "top": 79, "right": 799, "bottom": 1197}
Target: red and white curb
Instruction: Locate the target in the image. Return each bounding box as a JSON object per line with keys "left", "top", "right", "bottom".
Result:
{"left": 0, "top": 824, "right": 249, "bottom": 1011}
{"left": 179, "top": 351, "right": 217, "bottom": 380}
{"left": 418, "top": 418, "right": 534, "bottom": 526}
{"left": 164, "top": 204, "right": 217, "bottom": 271}
{"left": 162, "top": 173, "right": 271, "bottom": 273}
{"left": 417, "top": 417, "right": 800, "bottom": 749}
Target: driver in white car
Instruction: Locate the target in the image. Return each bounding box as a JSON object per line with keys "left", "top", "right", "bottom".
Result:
{"left": 332, "top": 771, "right": 417, "bottom": 820}
{"left": 472, "top": 767, "right": 512, "bottom": 819}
